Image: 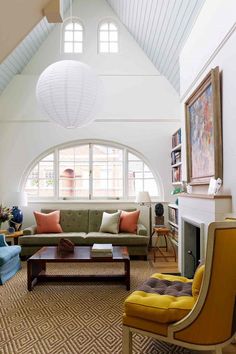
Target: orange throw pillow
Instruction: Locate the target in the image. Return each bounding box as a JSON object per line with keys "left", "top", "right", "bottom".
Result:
{"left": 119, "top": 210, "right": 140, "bottom": 234}
{"left": 34, "top": 210, "right": 63, "bottom": 233}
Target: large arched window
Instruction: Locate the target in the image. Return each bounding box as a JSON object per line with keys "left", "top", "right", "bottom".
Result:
{"left": 63, "top": 19, "right": 83, "bottom": 53}
{"left": 24, "top": 142, "right": 159, "bottom": 200}
{"left": 98, "top": 21, "right": 118, "bottom": 53}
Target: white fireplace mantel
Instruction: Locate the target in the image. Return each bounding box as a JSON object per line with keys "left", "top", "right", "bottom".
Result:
{"left": 178, "top": 193, "right": 232, "bottom": 273}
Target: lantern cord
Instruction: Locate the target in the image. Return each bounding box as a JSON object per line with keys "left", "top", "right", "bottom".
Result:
{"left": 70, "top": 0, "right": 73, "bottom": 23}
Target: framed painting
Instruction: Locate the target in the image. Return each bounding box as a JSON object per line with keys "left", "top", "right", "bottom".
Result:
{"left": 185, "top": 67, "right": 222, "bottom": 185}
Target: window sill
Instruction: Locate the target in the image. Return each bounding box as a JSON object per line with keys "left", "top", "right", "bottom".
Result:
{"left": 28, "top": 199, "right": 164, "bottom": 204}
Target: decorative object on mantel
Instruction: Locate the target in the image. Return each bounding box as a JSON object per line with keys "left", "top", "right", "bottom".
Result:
{"left": 36, "top": 60, "right": 103, "bottom": 129}
{"left": 208, "top": 177, "right": 222, "bottom": 195}
{"left": 185, "top": 66, "right": 222, "bottom": 185}
{"left": 58, "top": 238, "right": 75, "bottom": 253}
{"left": 186, "top": 184, "right": 193, "bottom": 194}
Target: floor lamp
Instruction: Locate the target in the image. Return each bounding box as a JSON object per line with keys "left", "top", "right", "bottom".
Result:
{"left": 136, "top": 191, "right": 152, "bottom": 237}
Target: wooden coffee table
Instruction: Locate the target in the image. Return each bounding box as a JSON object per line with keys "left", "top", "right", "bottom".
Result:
{"left": 27, "top": 246, "right": 130, "bottom": 291}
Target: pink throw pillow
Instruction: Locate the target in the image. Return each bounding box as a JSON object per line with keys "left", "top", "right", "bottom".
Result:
{"left": 34, "top": 210, "right": 63, "bottom": 234}
{"left": 119, "top": 210, "right": 140, "bottom": 234}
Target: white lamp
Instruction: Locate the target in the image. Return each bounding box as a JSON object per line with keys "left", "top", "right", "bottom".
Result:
{"left": 36, "top": 60, "right": 103, "bottom": 129}
{"left": 136, "top": 191, "right": 152, "bottom": 237}
{"left": 6, "top": 191, "right": 28, "bottom": 207}
{"left": 136, "top": 191, "right": 151, "bottom": 205}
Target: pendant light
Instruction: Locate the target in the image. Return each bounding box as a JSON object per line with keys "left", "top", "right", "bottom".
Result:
{"left": 36, "top": 60, "right": 102, "bottom": 128}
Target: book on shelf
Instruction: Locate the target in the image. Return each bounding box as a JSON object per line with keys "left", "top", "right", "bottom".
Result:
{"left": 172, "top": 128, "right": 181, "bottom": 148}
{"left": 91, "top": 243, "right": 113, "bottom": 257}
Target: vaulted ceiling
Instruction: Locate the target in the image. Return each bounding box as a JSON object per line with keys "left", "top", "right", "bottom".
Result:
{"left": 107, "top": 0, "right": 205, "bottom": 92}
{"left": 0, "top": 0, "right": 71, "bottom": 95}
{"left": 0, "top": 0, "right": 205, "bottom": 96}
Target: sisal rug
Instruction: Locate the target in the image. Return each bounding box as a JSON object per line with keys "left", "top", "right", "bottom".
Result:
{"left": 0, "top": 261, "right": 191, "bottom": 354}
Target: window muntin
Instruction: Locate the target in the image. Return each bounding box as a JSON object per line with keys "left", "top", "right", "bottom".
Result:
{"left": 127, "top": 153, "right": 158, "bottom": 197}
{"left": 59, "top": 145, "right": 89, "bottom": 198}
{"left": 92, "top": 145, "right": 123, "bottom": 197}
{"left": 25, "top": 154, "right": 54, "bottom": 197}
{"left": 64, "top": 21, "right": 83, "bottom": 53}
{"left": 24, "top": 143, "right": 159, "bottom": 199}
{"left": 99, "top": 21, "right": 118, "bottom": 53}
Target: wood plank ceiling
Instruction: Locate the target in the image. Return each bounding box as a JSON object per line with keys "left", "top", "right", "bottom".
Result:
{"left": 0, "top": 0, "right": 205, "bottom": 96}
{"left": 106, "top": 0, "right": 205, "bottom": 92}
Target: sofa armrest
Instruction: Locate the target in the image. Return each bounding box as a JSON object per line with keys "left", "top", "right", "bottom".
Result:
{"left": 0, "top": 234, "right": 8, "bottom": 247}
{"left": 137, "top": 223, "right": 147, "bottom": 236}
{"left": 23, "top": 225, "right": 37, "bottom": 235}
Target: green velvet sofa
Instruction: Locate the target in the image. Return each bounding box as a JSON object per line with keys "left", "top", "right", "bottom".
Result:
{"left": 19, "top": 209, "right": 148, "bottom": 258}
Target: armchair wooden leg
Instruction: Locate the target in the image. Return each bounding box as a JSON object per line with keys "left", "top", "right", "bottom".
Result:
{"left": 215, "top": 347, "right": 222, "bottom": 354}
{"left": 123, "top": 325, "right": 132, "bottom": 354}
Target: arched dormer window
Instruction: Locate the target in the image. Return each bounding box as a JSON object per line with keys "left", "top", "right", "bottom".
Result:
{"left": 23, "top": 141, "right": 160, "bottom": 200}
{"left": 64, "top": 19, "right": 83, "bottom": 53}
{"left": 98, "top": 21, "right": 118, "bottom": 53}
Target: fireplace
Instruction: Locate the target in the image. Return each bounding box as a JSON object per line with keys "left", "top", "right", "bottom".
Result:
{"left": 181, "top": 216, "right": 204, "bottom": 278}
{"left": 178, "top": 193, "right": 232, "bottom": 277}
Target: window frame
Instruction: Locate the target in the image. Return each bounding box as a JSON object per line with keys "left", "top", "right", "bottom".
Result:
{"left": 98, "top": 19, "right": 119, "bottom": 54}
{"left": 22, "top": 140, "right": 161, "bottom": 201}
{"left": 62, "top": 17, "right": 84, "bottom": 54}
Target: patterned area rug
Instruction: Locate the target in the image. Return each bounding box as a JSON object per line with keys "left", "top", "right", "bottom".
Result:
{"left": 0, "top": 261, "right": 191, "bottom": 354}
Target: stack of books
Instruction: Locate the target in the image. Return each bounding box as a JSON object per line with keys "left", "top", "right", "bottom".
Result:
{"left": 91, "top": 243, "right": 113, "bottom": 257}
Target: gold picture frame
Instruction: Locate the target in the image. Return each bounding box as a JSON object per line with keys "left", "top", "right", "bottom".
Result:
{"left": 185, "top": 67, "right": 222, "bottom": 185}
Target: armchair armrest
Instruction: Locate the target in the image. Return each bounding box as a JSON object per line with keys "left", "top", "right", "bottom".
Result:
{"left": 137, "top": 223, "right": 147, "bottom": 236}
{"left": 23, "top": 225, "right": 37, "bottom": 235}
{"left": 0, "top": 234, "right": 8, "bottom": 247}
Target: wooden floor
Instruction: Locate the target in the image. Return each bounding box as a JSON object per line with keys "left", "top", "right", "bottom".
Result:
{"left": 148, "top": 249, "right": 236, "bottom": 354}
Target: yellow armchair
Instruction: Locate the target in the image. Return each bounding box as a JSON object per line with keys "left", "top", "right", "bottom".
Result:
{"left": 122, "top": 222, "right": 236, "bottom": 354}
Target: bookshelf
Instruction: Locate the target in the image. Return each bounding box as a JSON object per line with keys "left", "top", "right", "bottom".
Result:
{"left": 168, "top": 203, "right": 179, "bottom": 246}
{"left": 168, "top": 128, "right": 182, "bottom": 247}
{"left": 171, "top": 128, "right": 182, "bottom": 184}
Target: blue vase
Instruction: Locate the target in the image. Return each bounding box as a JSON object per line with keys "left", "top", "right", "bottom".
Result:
{"left": 9, "top": 206, "right": 23, "bottom": 231}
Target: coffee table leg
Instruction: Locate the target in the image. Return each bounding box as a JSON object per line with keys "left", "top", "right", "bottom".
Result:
{"left": 124, "top": 260, "right": 130, "bottom": 291}
{"left": 27, "top": 260, "right": 46, "bottom": 291}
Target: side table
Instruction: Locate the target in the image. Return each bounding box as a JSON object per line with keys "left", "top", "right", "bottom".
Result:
{"left": 0, "top": 230, "right": 23, "bottom": 245}
{"left": 151, "top": 227, "right": 176, "bottom": 262}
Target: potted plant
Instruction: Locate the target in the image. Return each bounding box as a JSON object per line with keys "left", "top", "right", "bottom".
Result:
{"left": 0, "top": 205, "right": 13, "bottom": 230}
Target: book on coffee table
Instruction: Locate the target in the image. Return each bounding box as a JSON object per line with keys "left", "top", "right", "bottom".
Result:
{"left": 91, "top": 243, "right": 113, "bottom": 257}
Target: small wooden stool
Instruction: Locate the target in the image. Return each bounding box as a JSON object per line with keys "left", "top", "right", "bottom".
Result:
{"left": 151, "top": 227, "right": 176, "bottom": 262}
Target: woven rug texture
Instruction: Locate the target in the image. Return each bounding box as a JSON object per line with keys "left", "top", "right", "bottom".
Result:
{"left": 0, "top": 261, "right": 191, "bottom": 354}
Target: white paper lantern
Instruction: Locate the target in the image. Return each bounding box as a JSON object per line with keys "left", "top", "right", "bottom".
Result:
{"left": 36, "top": 60, "right": 102, "bottom": 128}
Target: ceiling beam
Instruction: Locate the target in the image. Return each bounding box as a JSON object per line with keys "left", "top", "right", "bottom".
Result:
{"left": 0, "top": 0, "right": 62, "bottom": 64}
{"left": 43, "top": 0, "right": 63, "bottom": 23}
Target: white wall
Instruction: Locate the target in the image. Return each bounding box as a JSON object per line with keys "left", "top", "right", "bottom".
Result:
{"left": 179, "top": 0, "right": 236, "bottom": 210}
{"left": 0, "top": 0, "right": 181, "bottom": 227}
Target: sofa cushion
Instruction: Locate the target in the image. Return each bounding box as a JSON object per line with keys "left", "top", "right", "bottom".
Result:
{"left": 124, "top": 273, "right": 194, "bottom": 324}
{"left": 86, "top": 232, "right": 148, "bottom": 245}
{"left": 19, "top": 233, "right": 87, "bottom": 246}
{"left": 88, "top": 210, "right": 117, "bottom": 232}
{"left": 119, "top": 210, "right": 140, "bottom": 233}
{"left": 41, "top": 209, "right": 89, "bottom": 233}
{"left": 34, "top": 210, "right": 63, "bottom": 233}
{"left": 99, "top": 211, "right": 121, "bottom": 234}
{"left": 0, "top": 246, "right": 21, "bottom": 266}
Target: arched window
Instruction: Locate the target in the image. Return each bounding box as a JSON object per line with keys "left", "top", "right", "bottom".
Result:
{"left": 63, "top": 19, "right": 83, "bottom": 53}
{"left": 24, "top": 142, "right": 160, "bottom": 200}
{"left": 98, "top": 21, "right": 118, "bottom": 53}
